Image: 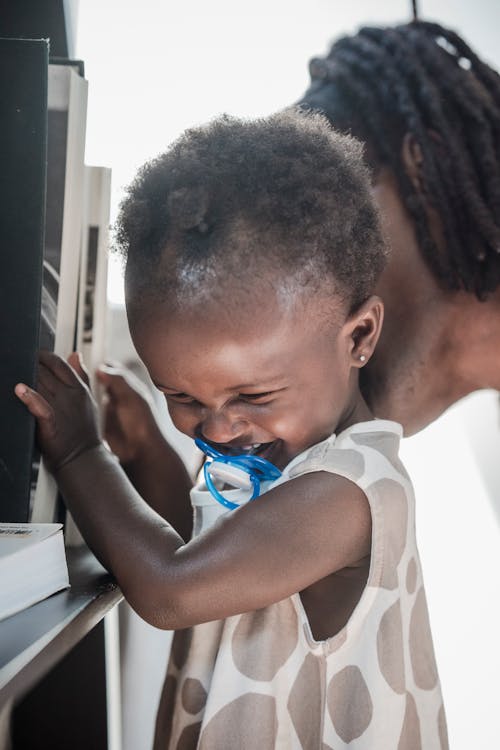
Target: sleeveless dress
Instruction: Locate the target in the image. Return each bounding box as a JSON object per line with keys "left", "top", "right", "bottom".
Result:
{"left": 153, "top": 419, "right": 448, "bottom": 749}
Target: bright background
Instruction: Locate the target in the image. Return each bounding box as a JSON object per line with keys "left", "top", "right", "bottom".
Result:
{"left": 75, "top": 2, "right": 500, "bottom": 749}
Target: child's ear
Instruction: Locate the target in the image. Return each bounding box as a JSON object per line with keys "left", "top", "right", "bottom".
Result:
{"left": 345, "top": 295, "right": 384, "bottom": 368}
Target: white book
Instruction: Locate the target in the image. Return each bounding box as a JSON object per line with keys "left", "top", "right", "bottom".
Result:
{"left": 77, "top": 165, "right": 112, "bottom": 392}
{"left": 66, "top": 165, "right": 112, "bottom": 547}
{"left": 0, "top": 523, "right": 70, "bottom": 622}
{"left": 32, "top": 62, "right": 88, "bottom": 524}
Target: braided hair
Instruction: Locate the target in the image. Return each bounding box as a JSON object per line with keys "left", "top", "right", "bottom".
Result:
{"left": 299, "top": 21, "right": 500, "bottom": 299}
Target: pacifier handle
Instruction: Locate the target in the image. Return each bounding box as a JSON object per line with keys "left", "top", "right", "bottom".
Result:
{"left": 195, "top": 437, "right": 282, "bottom": 510}
{"left": 203, "top": 463, "right": 259, "bottom": 510}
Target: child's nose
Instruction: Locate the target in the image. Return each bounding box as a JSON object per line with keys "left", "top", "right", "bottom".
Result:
{"left": 199, "top": 409, "right": 248, "bottom": 445}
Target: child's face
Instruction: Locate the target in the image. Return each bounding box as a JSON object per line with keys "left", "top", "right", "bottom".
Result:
{"left": 129, "top": 289, "right": 369, "bottom": 470}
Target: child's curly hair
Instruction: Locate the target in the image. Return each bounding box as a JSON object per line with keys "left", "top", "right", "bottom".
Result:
{"left": 115, "top": 109, "right": 387, "bottom": 313}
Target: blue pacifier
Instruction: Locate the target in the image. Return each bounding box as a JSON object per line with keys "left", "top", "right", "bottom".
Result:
{"left": 194, "top": 438, "right": 282, "bottom": 510}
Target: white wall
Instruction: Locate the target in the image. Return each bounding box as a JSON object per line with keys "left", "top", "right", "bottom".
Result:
{"left": 76, "top": 3, "right": 500, "bottom": 748}
{"left": 400, "top": 393, "right": 500, "bottom": 749}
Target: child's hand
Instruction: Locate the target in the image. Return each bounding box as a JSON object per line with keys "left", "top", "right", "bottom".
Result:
{"left": 95, "top": 365, "right": 160, "bottom": 466}
{"left": 15, "top": 351, "right": 102, "bottom": 474}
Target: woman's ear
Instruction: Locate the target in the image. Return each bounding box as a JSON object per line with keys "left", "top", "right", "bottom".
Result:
{"left": 401, "top": 131, "right": 447, "bottom": 249}
{"left": 345, "top": 295, "right": 384, "bottom": 369}
{"left": 402, "top": 130, "right": 445, "bottom": 197}
{"left": 401, "top": 132, "right": 425, "bottom": 194}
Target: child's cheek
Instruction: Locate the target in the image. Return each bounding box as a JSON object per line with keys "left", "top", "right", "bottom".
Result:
{"left": 165, "top": 401, "right": 196, "bottom": 438}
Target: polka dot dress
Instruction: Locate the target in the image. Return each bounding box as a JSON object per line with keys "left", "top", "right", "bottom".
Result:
{"left": 154, "top": 420, "right": 448, "bottom": 749}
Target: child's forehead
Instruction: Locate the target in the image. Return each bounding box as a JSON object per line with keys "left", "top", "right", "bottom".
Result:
{"left": 129, "top": 278, "right": 344, "bottom": 358}
{"left": 126, "top": 239, "right": 350, "bottom": 339}
{"left": 168, "top": 272, "right": 346, "bottom": 332}
{"left": 172, "top": 244, "right": 346, "bottom": 314}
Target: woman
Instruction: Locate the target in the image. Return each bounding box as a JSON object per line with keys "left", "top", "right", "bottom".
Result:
{"left": 299, "top": 20, "right": 500, "bottom": 435}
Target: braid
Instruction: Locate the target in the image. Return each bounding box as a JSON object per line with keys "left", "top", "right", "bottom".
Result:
{"left": 300, "top": 21, "right": 500, "bottom": 298}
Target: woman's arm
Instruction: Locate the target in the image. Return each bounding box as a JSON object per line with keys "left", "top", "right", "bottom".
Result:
{"left": 17, "top": 352, "right": 371, "bottom": 630}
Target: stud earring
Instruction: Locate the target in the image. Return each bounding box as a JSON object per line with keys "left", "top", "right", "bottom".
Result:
{"left": 359, "top": 354, "right": 367, "bottom": 363}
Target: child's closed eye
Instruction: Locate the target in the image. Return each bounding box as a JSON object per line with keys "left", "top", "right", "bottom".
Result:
{"left": 162, "top": 391, "right": 279, "bottom": 406}
{"left": 238, "top": 392, "right": 275, "bottom": 404}
{"left": 163, "top": 392, "right": 198, "bottom": 405}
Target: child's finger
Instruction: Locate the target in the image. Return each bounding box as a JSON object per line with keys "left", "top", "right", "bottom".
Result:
{"left": 38, "top": 361, "right": 59, "bottom": 396}
{"left": 38, "top": 360, "right": 80, "bottom": 400}
{"left": 98, "top": 365, "right": 153, "bottom": 402}
{"left": 96, "top": 363, "right": 126, "bottom": 380}
{"left": 39, "top": 350, "right": 81, "bottom": 387}
{"left": 15, "top": 383, "right": 56, "bottom": 429}
{"left": 96, "top": 367, "right": 133, "bottom": 399}
{"left": 68, "top": 351, "right": 90, "bottom": 387}
{"left": 37, "top": 380, "right": 55, "bottom": 405}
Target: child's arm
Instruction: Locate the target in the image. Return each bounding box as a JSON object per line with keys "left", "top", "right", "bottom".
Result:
{"left": 17, "top": 352, "right": 371, "bottom": 631}
{"left": 95, "top": 367, "right": 193, "bottom": 540}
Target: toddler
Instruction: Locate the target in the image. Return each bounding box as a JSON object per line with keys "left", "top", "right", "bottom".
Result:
{"left": 17, "top": 110, "right": 447, "bottom": 749}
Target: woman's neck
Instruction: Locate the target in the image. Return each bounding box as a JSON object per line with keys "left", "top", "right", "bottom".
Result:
{"left": 364, "top": 289, "right": 500, "bottom": 436}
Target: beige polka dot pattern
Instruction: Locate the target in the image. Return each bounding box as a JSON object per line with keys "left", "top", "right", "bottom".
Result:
{"left": 370, "top": 478, "right": 408, "bottom": 590}
{"left": 327, "top": 665, "right": 373, "bottom": 741}
{"left": 154, "top": 421, "right": 447, "bottom": 750}
{"left": 171, "top": 628, "right": 192, "bottom": 671}
{"left": 287, "top": 653, "right": 323, "bottom": 748}
{"left": 200, "top": 694, "right": 278, "bottom": 749}
{"left": 181, "top": 678, "right": 207, "bottom": 715}
{"left": 377, "top": 600, "right": 405, "bottom": 694}
{"left": 153, "top": 675, "right": 177, "bottom": 750}
{"left": 176, "top": 722, "right": 201, "bottom": 750}
{"left": 410, "top": 588, "right": 439, "bottom": 690}
{"left": 398, "top": 692, "right": 422, "bottom": 750}
{"left": 290, "top": 448, "right": 365, "bottom": 481}
{"left": 232, "top": 601, "right": 298, "bottom": 680}
{"left": 351, "top": 431, "right": 408, "bottom": 479}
